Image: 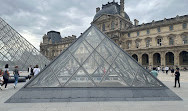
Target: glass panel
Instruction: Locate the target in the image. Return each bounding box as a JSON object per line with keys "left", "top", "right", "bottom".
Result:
{"left": 99, "top": 68, "right": 128, "bottom": 87}
{"left": 27, "top": 67, "right": 60, "bottom": 87}
{"left": 72, "top": 40, "right": 93, "bottom": 64}
{"left": 84, "top": 28, "right": 104, "bottom": 48}
{"left": 65, "top": 67, "right": 95, "bottom": 87}
{"left": 54, "top": 54, "right": 80, "bottom": 86}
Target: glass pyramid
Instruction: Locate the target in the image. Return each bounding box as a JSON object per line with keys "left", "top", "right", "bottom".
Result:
{"left": 26, "top": 25, "right": 164, "bottom": 88}
{"left": 0, "top": 17, "right": 49, "bottom": 70}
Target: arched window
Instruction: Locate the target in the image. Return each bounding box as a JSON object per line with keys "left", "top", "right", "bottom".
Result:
{"left": 111, "top": 21, "right": 115, "bottom": 30}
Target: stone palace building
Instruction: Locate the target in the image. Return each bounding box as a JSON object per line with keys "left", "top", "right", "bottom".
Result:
{"left": 40, "top": 0, "right": 188, "bottom": 69}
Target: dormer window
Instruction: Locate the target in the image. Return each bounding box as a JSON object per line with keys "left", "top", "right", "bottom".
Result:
{"left": 147, "top": 29, "right": 150, "bottom": 34}
{"left": 120, "top": 20, "right": 122, "bottom": 29}
{"left": 169, "top": 25, "right": 173, "bottom": 31}
{"left": 102, "top": 23, "right": 105, "bottom": 31}
{"left": 157, "top": 27, "right": 161, "bottom": 33}
{"left": 111, "top": 21, "right": 115, "bottom": 30}
{"left": 137, "top": 31, "right": 139, "bottom": 36}
{"left": 128, "top": 33, "right": 130, "bottom": 37}
{"left": 183, "top": 23, "right": 187, "bottom": 29}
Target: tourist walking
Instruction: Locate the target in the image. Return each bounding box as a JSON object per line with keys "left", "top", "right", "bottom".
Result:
{"left": 33, "top": 65, "right": 40, "bottom": 76}
{"left": 165, "top": 66, "right": 169, "bottom": 74}
{"left": 162, "top": 67, "right": 165, "bottom": 73}
{"left": 174, "top": 68, "right": 180, "bottom": 88}
{"left": 150, "top": 67, "right": 158, "bottom": 78}
{"left": 0, "top": 68, "right": 4, "bottom": 90}
{"left": 1, "top": 64, "right": 10, "bottom": 89}
{"left": 13, "top": 66, "right": 20, "bottom": 89}
{"left": 28, "top": 65, "right": 32, "bottom": 74}
{"left": 157, "top": 66, "right": 160, "bottom": 73}
{"left": 28, "top": 65, "right": 34, "bottom": 80}
{"left": 171, "top": 67, "right": 175, "bottom": 76}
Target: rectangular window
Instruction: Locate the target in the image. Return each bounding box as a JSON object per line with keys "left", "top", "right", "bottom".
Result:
{"left": 137, "top": 31, "right": 139, "bottom": 36}
{"left": 128, "top": 33, "right": 130, "bottom": 37}
{"left": 146, "top": 40, "right": 150, "bottom": 47}
{"left": 169, "top": 25, "right": 173, "bottom": 31}
{"left": 157, "top": 39, "right": 162, "bottom": 46}
{"left": 183, "top": 23, "right": 187, "bottom": 29}
{"left": 147, "top": 29, "right": 150, "bottom": 34}
{"left": 157, "top": 27, "right": 161, "bottom": 33}
{"left": 169, "top": 38, "right": 174, "bottom": 45}
{"left": 127, "top": 43, "right": 131, "bottom": 49}
{"left": 183, "top": 37, "right": 188, "bottom": 44}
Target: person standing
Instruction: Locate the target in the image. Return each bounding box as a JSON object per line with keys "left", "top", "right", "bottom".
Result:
{"left": 150, "top": 67, "right": 158, "bottom": 78}
{"left": 0, "top": 68, "right": 4, "bottom": 90}
{"left": 33, "top": 65, "right": 40, "bottom": 76}
{"left": 13, "top": 66, "right": 20, "bottom": 89}
{"left": 171, "top": 67, "right": 175, "bottom": 76}
{"left": 28, "top": 65, "right": 32, "bottom": 74}
{"left": 28, "top": 65, "right": 34, "bottom": 80}
{"left": 165, "top": 66, "right": 169, "bottom": 74}
{"left": 1, "top": 64, "right": 10, "bottom": 89}
{"left": 162, "top": 67, "right": 165, "bottom": 73}
{"left": 174, "top": 68, "right": 180, "bottom": 88}
{"left": 157, "top": 66, "right": 160, "bottom": 73}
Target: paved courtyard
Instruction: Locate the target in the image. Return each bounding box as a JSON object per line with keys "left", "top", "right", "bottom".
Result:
{"left": 0, "top": 71, "right": 187, "bottom": 111}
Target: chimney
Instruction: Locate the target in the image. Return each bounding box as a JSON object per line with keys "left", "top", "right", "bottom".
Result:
{"left": 96, "top": 7, "right": 100, "bottom": 13}
{"left": 120, "top": 0, "right": 125, "bottom": 17}
{"left": 134, "top": 19, "right": 139, "bottom": 26}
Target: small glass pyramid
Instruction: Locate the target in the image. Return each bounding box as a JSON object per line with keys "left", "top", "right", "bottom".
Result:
{"left": 26, "top": 25, "right": 164, "bottom": 88}
{"left": 0, "top": 17, "right": 49, "bottom": 70}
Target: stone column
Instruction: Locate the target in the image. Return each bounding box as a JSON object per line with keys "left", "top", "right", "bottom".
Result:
{"left": 174, "top": 51, "right": 180, "bottom": 67}
{"left": 149, "top": 52, "right": 153, "bottom": 67}
{"left": 138, "top": 53, "right": 142, "bottom": 65}
{"left": 161, "top": 51, "right": 166, "bottom": 66}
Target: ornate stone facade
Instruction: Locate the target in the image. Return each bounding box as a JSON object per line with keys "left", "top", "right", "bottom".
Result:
{"left": 40, "top": 31, "right": 76, "bottom": 60}
{"left": 40, "top": 0, "right": 188, "bottom": 69}
{"left": 91, "top": 0, "right": 188, "bottom": 69}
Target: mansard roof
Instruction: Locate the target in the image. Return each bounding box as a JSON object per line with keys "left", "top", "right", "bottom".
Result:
{"left": 93, "top": 1, "right": 130, "bottom": 21}
{"left": 126, "top": 15, "right": 188, "bottom": 32}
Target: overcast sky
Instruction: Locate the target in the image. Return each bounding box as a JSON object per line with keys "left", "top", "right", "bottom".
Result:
{"left": 0, "top": 0, "right": 187, "bottom": 49}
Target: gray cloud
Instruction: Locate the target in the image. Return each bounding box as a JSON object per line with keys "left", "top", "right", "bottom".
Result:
{"left": 0, "top": 0, "right": 187, "bottom": 49}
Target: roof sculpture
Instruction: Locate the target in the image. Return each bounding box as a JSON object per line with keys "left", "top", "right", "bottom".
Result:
{"left": 6, "top": 25, "right": 182, "bottom": 102}
{"left": 0, "top": 17, "right": 49, "bottom": 70}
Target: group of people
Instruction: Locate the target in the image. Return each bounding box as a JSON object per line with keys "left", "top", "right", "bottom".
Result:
{"left": 0, "top": 64, "right": 19, "bottom": 90}
{"left": 150, "top": 67, "right": 180, "bottom": 88}
{"left": 27, "top": 65, "right": 40, "bottom": 80}
{"left": 0, "top": 64, "right": 40, "bottom": 90}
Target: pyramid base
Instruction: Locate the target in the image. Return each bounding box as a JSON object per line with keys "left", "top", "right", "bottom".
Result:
{"left": 6, "top": 87, "right": 182, "bottom": 103}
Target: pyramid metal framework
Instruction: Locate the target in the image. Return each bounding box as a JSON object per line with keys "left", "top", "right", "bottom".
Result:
{"left": 26, "top": 25, "right": 164, "bottom": 88}
{"left": 6, "top": 25, "right": 182, "bottom": 102}
{"left": 0, "top": 17, "right": 49, "bottom": 70}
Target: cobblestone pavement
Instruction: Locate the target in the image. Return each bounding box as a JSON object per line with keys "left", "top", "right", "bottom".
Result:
{"left": 0, "top": 71, "right": 187, "bottom": 111}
